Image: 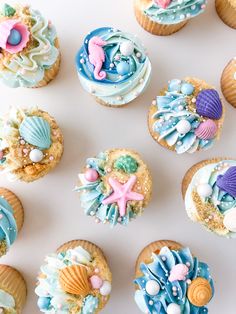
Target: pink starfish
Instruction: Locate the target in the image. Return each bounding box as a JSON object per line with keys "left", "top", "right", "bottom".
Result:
{"left": 102, "top": 175, "right": 144, "bottom": 217}
{"left": 154, "top": 0, "right": 171, "bottom": 9}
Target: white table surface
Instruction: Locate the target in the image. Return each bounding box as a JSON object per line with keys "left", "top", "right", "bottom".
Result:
{"left": 0, "top": 0, "right": 236, "bottom": 313}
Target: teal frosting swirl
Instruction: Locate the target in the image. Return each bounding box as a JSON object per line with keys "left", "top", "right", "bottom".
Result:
{"left": 134, "top": 246, "right": 214, "bottom": 314}
{"left": 0, "top": 195, "right": 17, "bottom": 251}
{"left": 81, "top": 295, "right": 99, "bottom": 314}
{"left": 0, "top": 7, "right": 59, "bottom": 87}
{"left": 144, "top": 0, "right": 207, "bottom": 25}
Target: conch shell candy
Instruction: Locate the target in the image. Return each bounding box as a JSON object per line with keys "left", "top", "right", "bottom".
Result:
{"left": 59, "top": 265, "right": 91, "bottom": 296}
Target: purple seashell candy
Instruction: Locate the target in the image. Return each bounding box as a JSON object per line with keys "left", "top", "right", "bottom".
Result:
{"left": 196, "top": 89, "right": 223, "bottom": 120}
{"left": 216, "top": 166, "right": 236, "bottom": 197}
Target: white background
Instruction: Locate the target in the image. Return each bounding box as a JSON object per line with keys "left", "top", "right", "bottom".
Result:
{"left": 0, "top": 0, "right": 236, "bottom": 313}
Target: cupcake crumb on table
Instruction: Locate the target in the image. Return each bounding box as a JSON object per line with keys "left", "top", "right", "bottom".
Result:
{"left": 182, "top": 158, "right": 236, "bottom": 238}
{"left": 215, "top": 0, "right": 236, "bottom": 29}
{"left": 0, "top": 106, "right": 64, "bottom": 182}
{"left": 134, "top": 240, "right": 214, "bottom": 314}
{"left": 221, "top": 57, "right": 236, "bottom": 108}
{"left": 74, "top": 148, "right": 152, "bottom": 227}
{"left": 148, "top": 78, "right": 225, "bottom": 154}
{"left": 35, "top": 240, "right": 112, "bottom": 314}
{"left": 75, "top": 27, "right": 151, "bottom": 107}
{"left": 0, "top": 3, "right": 60, "bottom": 88}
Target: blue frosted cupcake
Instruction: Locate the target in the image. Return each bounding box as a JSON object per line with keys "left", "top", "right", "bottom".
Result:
{"left": 134, "top": 0, "right": 207, "bottom": 36}
{"left": 134, "top": 240, "right": 214, "bottom": 314}
{"left": 75, "top": 27, "right": 151, "bottom": 107}
{"left": 0, "top": 188, "right": 24, "bottom": 257}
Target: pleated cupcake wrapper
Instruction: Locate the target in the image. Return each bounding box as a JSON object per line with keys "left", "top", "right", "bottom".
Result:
{"left": 216, "top": 0, "right": 236, "bottom": 29}
{"left": 134, "top": 0, "right": 187, "bottom": 36}
{"left": 0, "top": 188, "right": 24, "bottom": 232}
{"left": 0, "top": 265, "right": 27, "bottom": 313}
{"left": 221, "top": 59, "right": 236, "bottom": 108}
{"left": 135, "top": 240, "right": 183, "bottom": 279}
{"left": 33, "top": 38, "right": 61, "bottom": 88}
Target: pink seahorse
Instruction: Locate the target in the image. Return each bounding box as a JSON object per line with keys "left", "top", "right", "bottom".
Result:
{"left": 154, "top": 0, "right": 171, "bottom": 9}
{"left": 88, "top": 36, "right": 107, "bottom": 80}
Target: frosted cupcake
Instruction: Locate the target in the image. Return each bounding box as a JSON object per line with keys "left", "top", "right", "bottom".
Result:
{"left": 0, "top": 3, "right": 60, "bottom": 88}
{"left": 0, "top": 265, "right": 27, "bottom": 313}
{"left": 76, "top": 27, "right": 151, "bottom": 107}
{"left": 182, "top": 158, "right": 236, "bottom": 238}
{"left": 0, "top": 107, "right": 63, "bottom": 182}
{"left": 75, "top": 149, "right": 152, "bottom": 227}
{"left": 134, "top": 240, "right": 214, "bottom": 314}
{"left": 0, "top": 188, "right": 24, "bottom": 257}
{"left": 35, "top": 240, "right": 112, "bottom": 313}
{"left": 221, "top": 57, "right": 236, "bottom": 108}
{"left": 215, "top": 0, "right": 236, "bottom": 29}
{"left": 148, "top": 78, "right": 224, "bottom": 154}
{"left": 134, "top": 0, "right": 207, "bottom": 36}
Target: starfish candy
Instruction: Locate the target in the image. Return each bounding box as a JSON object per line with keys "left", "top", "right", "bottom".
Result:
{"left": 102, "top": 175, "right": 144, "bottom": 217}
{"left": 154, "top": 0, "right": 171, "bottom": 9}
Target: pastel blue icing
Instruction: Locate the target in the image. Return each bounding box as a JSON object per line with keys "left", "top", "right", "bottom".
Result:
{"left": 144, "top": 0, "right": 207, "bottom": 25}
{"left": 76, "top": 27, "right": 151, "bottom": 106}
{"left": 0, "top": 289, "right": 16, "bottom": 311}
{"left": 75, "top": 152, "right": 137, "bottom": 227}
{"left": 0, "top": 8, "right": 59, "bottom": 88}
{"left": 0, "top": 196, "right": 17, "bottom": 250}
{"left": 134, "top": 246, "right": 214, "bottom": 314}
{"left": 152, "top": 79, "right": 215, "bottom": 154}
{"left": 81, "top": 295, "right": 99, "bottom": 314}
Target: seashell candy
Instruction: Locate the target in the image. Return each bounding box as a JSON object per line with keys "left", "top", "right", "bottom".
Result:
{"left": 59, "top": 265, "right": 91, "bottom": 296}
{"left": 216, "top": 166, "right": 236, "bottom": 197}
{"left": 223, "top": 207, "right": 236, "bottom": 232}
{"left": 114, "top": 155, "right": 138, "bottom": 174}
{"left": 196, "top": 89, "right": 223, "bottom": 120}
{"left": 19, "top": 116, "right": 51, "bottom": 150}
{"left": 168, "top": 264, "right": 189, "bottom": 282}
{"left": 195, "top": 119, "right": 218, "bottom": 140}
{"left": 187, "top": 277, "right": 212, "bottom": 307}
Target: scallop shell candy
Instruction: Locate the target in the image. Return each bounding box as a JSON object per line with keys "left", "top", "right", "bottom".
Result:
{"left": 195, "top": 119, "right": 218, "bottom": 140}
{"left": 114, "top": 155, "right": 138, "bottom": 174}
{"left": 196, "top": 89, "right": 223, "bottom": 120}
{"left": 216, "top": 166, "right": 236, "bottom": 197}
{"left": 19, "top": 116, "right": 51, "bottom": 150}
{"left": 187, "top": 278, "right": 212, "bottom": 307}
{"left": 59, "top": 265, "right": 91, "bottom": 296}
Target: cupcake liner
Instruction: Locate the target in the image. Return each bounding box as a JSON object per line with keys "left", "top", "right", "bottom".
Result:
{"left": 215, "top": 0, "right": 236, "bottom": 29}
{"left": 0, "top": 188, "right": 24, "bottom": 232}
{"left": 135, "top": 240, "right": 183, "bottom": 278}
{"left": 0, "top": 265, "right": 27, "bottom": 312}
{"left": 134, "top": 0, "right": 187, "bottom": 36}
{"left": 34, "top": 38, "right": 61, "bottom": 88}
{"left": 221, "top": 59, "right": 236, "bottom": 108}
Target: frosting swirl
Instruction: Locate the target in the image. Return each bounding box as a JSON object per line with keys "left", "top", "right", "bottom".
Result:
{"left": 144, "top": 0, "right": 207, "bottom": 25}
{"left": 76, "top": 27, "right": 151, "bottom": 106}
{"left": 134, "top": 246, "right": 214, "bottom": 314}
{"left": 0, "top": 289, "right": 16, "bottom": 314}
{"left": 0, "top": 5, "right": 59, "bottom": 88}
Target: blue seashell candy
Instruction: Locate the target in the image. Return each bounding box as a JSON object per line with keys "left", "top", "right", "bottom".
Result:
{"left": 216, "top": 166, "right": 236, "bottom": 197}
{"left": 196, "top": 89, "right": 223, "bottom": 120}
{"left": 19, "top": 116, "right": 51, "bottom": 150}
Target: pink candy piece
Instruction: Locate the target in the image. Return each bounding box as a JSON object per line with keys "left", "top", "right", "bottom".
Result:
{"left": 90, "top": 275, "right": 103, "bottom": 289}
{"left": 85, "top": 168, "right": 99, "bottom": 182}
{"left": 0, "top": 151, "right": 4, "bottom": 160}
{"left": 195, "top": 119, "right": 218, "bottom": 140}
{"left": 168, "top": 264, "right": 189, "bottom": 282}
{"left": 154, "top": 0, "right": 171, "bottom": 9}
{"left": 0, "top": 19, "right": 30, "bottom": 54}
{"left": 88, "top": 36, "right": 107, "bottom": 80}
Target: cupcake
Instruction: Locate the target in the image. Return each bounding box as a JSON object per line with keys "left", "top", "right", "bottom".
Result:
{"left": 0, "top": 188, "right": 24, "bottom": 257}
{"left": 35, "top": 240, "right": 112, "bottom": 313}
{"left": 215, "top": 0, "right": 236, "bottom": 29}
{"left": 182, "top": 158, "right": 236, "bottom": 238}
{"left": 134, "top": 240, "right": 214, "bottom": 313}
{"left": 221, "top": 57, "right": 236, "bottom": 108}
{"left": 148, "top": 78, "right": 224, "bottom": 154}
{"left": 74, "top": 149, "right": 152, "bottom": 227}
{"left": 134, "top": 0, "right": 207, "bottom": 36}
{"left": 75, "top": 27, "right": 151, "bottom": 107}
{"left": 0, "top": 3, "right": 60, "bottom": 88}
{"left": 0, "top": 265, "right": 27, "bottom": 313}
{"left": 0, "top": 106, "right": 64, "bottom": 182}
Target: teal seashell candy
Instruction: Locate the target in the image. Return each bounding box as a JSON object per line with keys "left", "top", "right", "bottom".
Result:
{"left": 114, "top": 155, "right": 138, "bottom": 174}
{"left": 19, "top": 116, "right": 51, "bottom": 150}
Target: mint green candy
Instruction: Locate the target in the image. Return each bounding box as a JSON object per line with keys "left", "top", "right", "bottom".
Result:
{"left": 2, "top": 4, "right": 16, "bottom": 17}
{"left": 114, "top": 155, "right": 138, "bottom": 174}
